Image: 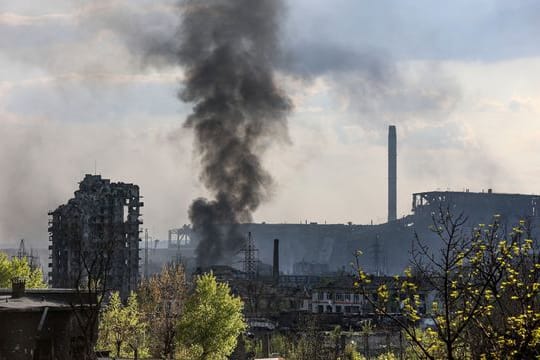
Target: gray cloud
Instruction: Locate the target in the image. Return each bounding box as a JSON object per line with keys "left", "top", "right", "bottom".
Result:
{"left": 0, "top": 119, "right": 195, "bottom": 247}
{"left": 280, "top": 42, "right": 461, "bottom": 130}
{"left": 4, "top": 77, "right": 183, "bottom": 123}
{"left": 0, "top": 0, "right": 536, "bottom": 250}
{"left": 286, "top": 0, "right": 540, "bottom": 62}
{"left": 0, "top": 2, "right": 180, "bottom": 75}
{"left": 2, "top": 0, "right": 540, "bottom": 76}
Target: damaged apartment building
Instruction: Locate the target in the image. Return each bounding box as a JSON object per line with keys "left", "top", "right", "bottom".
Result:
{"left": 48, "top": 174, "right": 143, "bottom": 298}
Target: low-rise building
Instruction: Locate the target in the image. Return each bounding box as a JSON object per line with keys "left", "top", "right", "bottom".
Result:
{"left": 309, "top": 277, "right": 368, "bottom": 314}
{"left": 0, "top": 281, "right": 98, "bottom": 360}
{"left": 308, "top": 276, "right": 424, "bottom": 315}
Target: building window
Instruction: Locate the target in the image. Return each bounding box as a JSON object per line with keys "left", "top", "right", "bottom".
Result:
{"left": 326, "top": 305, "right": 333, "bottom": 313}
{"left": 326, "top": 292, "right": 333, "bottom": 300}
{"left": 345, "top": 306, "right": 351, "bottom": 313}
{"left": 344, "top": 293, "right": 351, "bottom": 301}
{"left": 335, "top": 305, "right": 342, "bottom": 313}
{"left": 336, "top": 293, "right": 344, "bottom": 301}
{"left": 318, "top": 305, "right": 324, "bottom": 313}
{"left": 317, "top": 292, "right": 324, "bottom": 300}
{"left": 354, "top": 294, "right": 360, "bottom": 303}
{"left": 352, "top": 306, "right": 360, "bottom": 313}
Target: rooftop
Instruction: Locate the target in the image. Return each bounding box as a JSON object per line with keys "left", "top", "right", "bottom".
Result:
{"left": 0, "top": 296, "right": 70, "bottom": 311}
{"left": 0, "top": 288, "right": 96, "bottom": 312}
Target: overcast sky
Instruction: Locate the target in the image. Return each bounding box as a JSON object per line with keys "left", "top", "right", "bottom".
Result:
{"left": 1, "top": 0, "right": 540, "bottom": 247}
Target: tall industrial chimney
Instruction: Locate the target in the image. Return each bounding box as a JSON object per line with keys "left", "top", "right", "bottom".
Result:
{"left": 388, "top": 125, "right": 397, "bottom": 222}
{"left": 273, "top": 238, "right": 279, "bottom": 284}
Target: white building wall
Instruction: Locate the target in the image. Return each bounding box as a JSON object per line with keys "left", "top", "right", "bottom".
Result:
{"left": 310, "top": 290, "right": 366, "bottom": 314}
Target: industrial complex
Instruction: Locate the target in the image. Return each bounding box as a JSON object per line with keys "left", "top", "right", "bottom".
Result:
{"left": 150, "top": 125, "right": 540, "bottom": 278}
{"left": 2, "top": 125, "right": 539, "bottom": 358}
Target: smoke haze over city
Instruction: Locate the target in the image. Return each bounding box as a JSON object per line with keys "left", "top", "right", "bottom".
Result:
{"left": 1, "top": 0, "right": 540, "bottom": 247}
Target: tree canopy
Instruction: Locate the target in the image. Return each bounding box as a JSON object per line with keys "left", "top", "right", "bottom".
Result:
{"left": 177, "top": 272, "right": 246, "bottom": 360}
{"left": 0, "top": 252, "right": 46, "bottom": 288}
{"left": 97, "top": 291, "right": 148, "bottom": 359}
{"left": 138, "top": 263, "right": 187, "bottom": 359}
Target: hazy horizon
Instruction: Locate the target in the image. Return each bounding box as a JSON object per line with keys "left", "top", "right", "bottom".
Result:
{"left": 2, "top": 0, "right": 540, "bottom": 248}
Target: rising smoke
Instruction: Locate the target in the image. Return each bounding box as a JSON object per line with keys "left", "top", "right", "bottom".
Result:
{"left": 177, "top": 0, "right": 291, "bottom": 267}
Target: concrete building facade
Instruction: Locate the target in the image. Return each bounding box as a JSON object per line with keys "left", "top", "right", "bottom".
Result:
{"left": 0, "top": 284, "right": 98, "bottom": 360}
{"left": 48, "top": 175, "right": 143, "bottom": 298}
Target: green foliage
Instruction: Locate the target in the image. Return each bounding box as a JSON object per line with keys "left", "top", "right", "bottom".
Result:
{"left": 372, "top": 353, "right": 398, "bottom": 360}
{"left": 0, "top": 252, "right": 46, "bottom": 288}
{"left": 244, "top": 325, "right": 402, "bottom": 360}
{"left": 177, "top": 272, "right": 246, "bottom": 360}
{"left": 138, "top": 263, "right": 187, "bottom": 359}
{"left": 356, "top": 211, "right": 540, "bottom": 360}
{"left": 270, "top": 333, "right": 288, "bottom": 356}
{"left": 343, "top": 343, "right": 362, "bottom": 360}
{"left": 247, "top": 333, "right": 289, "bottom": 358}
{"left": 97, "top": 291, "right": 148, "bottom": 358}
{"left": 286, "top": 318, "right": 333, "bottom": 360}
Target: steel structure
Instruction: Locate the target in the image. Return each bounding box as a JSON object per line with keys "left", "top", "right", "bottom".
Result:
{"left": 168, "top": 224, "right": 194, "bottom": 247}
{"left": 242, "top": 232, "right": 258, "bottom": 278}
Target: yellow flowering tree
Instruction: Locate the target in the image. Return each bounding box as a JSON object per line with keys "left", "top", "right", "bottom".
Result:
{"left": 355, "top": 208, "right": 540, "bottom": 359}
{"left": 464, "top": 219, "right": 540, "bottom": 358}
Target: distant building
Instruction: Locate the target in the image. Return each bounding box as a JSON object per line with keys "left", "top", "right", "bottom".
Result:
{"left": 48, "top": 174, "right": 143, "bottom": 298}
{"left": 308, "top": 276, "right": 426, "bottom": 315}
{"left": 309, "top": 277, "right": 367, "bottom": 314}
{"left": 0, "top": 281, "right": 98, "bottom": 359}
{"left": 412, "top": 190, "right": 540, "bottom": 226}
{"left": 293, "top": 260, "right": 330, "bottom": 275}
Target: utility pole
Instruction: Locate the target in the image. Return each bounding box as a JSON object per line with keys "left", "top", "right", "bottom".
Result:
{"left": 17, "top": 239, "right": 27, "bottom": 259}
{"left": 373, "top": 235, "right": 381, "bottom": 276}
{"left": 144, "top": 228, "right": 149, "bottom": 280}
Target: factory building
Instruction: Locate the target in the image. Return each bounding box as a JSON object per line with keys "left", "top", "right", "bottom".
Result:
{"left": 48, "top": 174, "right": 143, "bottom": 298}
{"left": 160, "top": 126, "right": 540, "bottom": 276}
{"left": 412, "top": 190, "right": 539, "bottom": 226}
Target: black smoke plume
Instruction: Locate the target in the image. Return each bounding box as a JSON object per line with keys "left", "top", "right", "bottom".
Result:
{"left": 178, "top": 0, "right": 291, "bottom": 267}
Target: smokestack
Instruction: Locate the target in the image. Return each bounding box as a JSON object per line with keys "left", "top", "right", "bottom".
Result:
{"left": 11, "top": 277, "right": 26, "bottom": 299}
{"left": 273, "top": 238, "right": 279, "bottom": 284}
{"left": 388, "top": 125, "right": 397, "bottom": 222}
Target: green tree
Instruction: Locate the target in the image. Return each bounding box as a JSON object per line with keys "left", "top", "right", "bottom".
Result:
{"left": 343, "top": 343, "right": 362, "bottom": 360}
{"left": 124, "top": 292, "right": 148, "bottom": 359}
{"left": 286, "top": 317, "right": 332, "bottom": 360}
{"left": 359, "top": 320, "right": 374, "bottom": 358}
{"left": 98, "top": 291, "right": 148, "bottom": 359}
{"left": 98, "top": 292, "right": 124, "bottom": 357}
{"left": 0, "top": 252, "right": 46, "bottom": 288}
{"left": 177, "top": 272, "right": 246, "bottom": 360}
{"left": 139, "top": 263, "right": 187, "bottom": 359}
